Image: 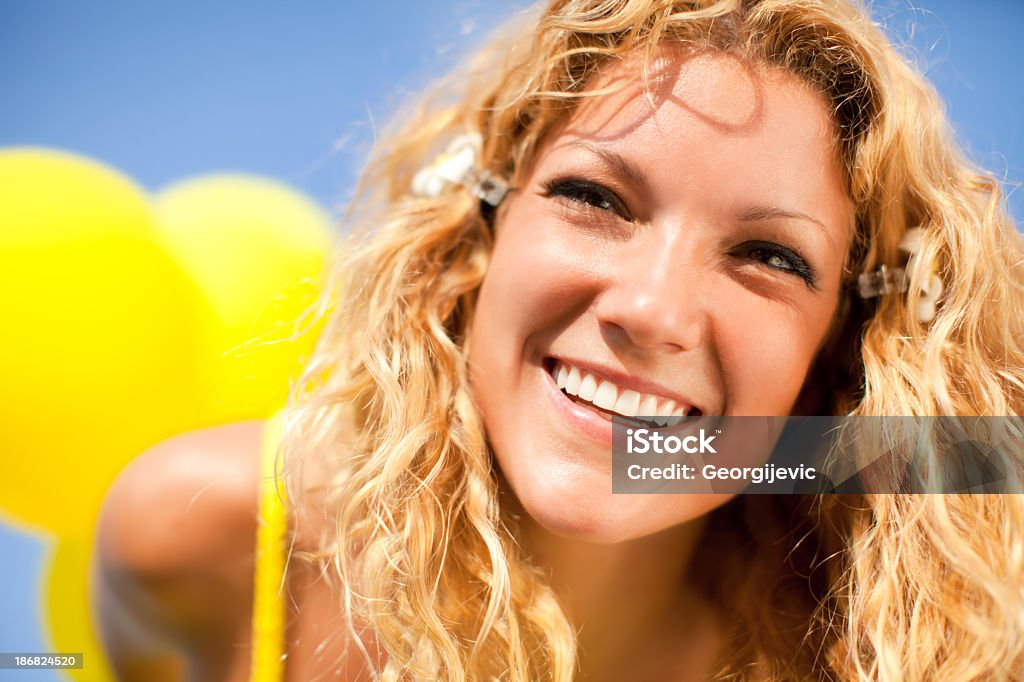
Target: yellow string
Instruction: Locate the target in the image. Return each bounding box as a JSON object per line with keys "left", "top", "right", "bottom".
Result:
{"left": 250, "top": 411, "right": 288, "bottom": 682}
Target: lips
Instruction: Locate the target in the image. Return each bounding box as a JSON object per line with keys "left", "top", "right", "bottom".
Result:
{"left": 545, "top": 358, "right": 701, "bottom": 426}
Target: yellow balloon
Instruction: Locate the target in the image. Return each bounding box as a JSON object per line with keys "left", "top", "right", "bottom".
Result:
{"left": 0, "top": 155, "right": 332, "bottom": 682}
{"left": 45, "top": 537, "right": 116, "bottom": 682}
{"left": 154, "top": 175, "right": 331, "bottom": 423}
{"left": 0, "top": 148, "right": 205, "bottom": 538}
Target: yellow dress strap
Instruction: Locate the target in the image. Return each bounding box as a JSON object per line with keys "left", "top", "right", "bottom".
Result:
{"left": 250, "top": 410, "right": 289, "bottom": 682}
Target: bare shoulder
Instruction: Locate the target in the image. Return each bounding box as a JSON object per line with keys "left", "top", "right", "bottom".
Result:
{"left": 95, "top": 419, "right": 381, "bottom": 681}
{"left": 94, "top": 421, "right": 266, "bottom": 679}
{"left": 97, "top": 420, "right": 265, "bottom": 580}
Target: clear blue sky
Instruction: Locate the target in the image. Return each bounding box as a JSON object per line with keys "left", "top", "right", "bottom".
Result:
{"left": 0, "top": 1, "right": 532, "bottom": 214}
{"left": 0, "top": 1, "right": 1022, "bottom": 675}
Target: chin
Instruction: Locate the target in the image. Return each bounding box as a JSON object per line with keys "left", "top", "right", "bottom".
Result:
{"left": 527, "top": 502, "right": 640, "bottom": 545}
{"left": 507, "top": 465, "right": 648, "bottom": 545}
{"left": 502, "top": 459, "right": 732, "bottom": 548}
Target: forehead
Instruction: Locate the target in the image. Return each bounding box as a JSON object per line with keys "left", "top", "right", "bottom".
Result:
{"left": 537, "top": 48, "right": 852, "bottom": 247}
{"left": 564, "top": 47, "right": 842, "bottom": 164}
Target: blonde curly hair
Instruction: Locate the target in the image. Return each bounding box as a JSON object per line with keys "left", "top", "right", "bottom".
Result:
{"left": 279, "top": 1, "right": 1024, "bottom": 679}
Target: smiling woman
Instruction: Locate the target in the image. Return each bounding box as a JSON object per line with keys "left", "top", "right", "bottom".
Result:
{"left": 471, "top": 50, "right": 852, "bottom": 544}
{"left": 94, "top": 1, "right": 1024, "bottom": 680}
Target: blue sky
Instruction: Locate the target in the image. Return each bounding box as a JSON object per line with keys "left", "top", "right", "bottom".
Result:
{"left": 0, "top": 1, "right": 1022, "bottom": 677}
{"left": 0, "top": 1, "right": 532, "bottom": 214}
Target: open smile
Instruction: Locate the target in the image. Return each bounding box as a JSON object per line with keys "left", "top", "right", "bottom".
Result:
{"left": 542, "top": 357, "right": 703, "bottom": 431}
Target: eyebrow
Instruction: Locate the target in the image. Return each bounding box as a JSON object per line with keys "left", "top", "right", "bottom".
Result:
{"left": 738, "top": 206, "right": 837, "bottom": 252}
{"left": 569, "top": 141, "right": 649, "bottom": 188}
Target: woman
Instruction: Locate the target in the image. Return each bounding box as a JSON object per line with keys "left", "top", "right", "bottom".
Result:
{"left": 95, "top": 0, "right": 1024, "bottom": 679}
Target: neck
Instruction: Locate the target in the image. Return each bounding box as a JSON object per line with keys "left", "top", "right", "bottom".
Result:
{"left": 497, "top": 475, "right": 719, "bottom": 680}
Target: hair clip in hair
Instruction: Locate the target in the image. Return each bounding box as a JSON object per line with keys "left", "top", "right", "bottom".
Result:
{"left": 898, "top": 227, "right": 944, "bottom": 322}
{"left": 857, "top": 264, "right": 907, "bottom": 299}
{"left": 469, "top": 170, "right": 510, "bottom": 207}
{"left": 857, "top": 227, "right": 943, "bottom": 323}
{"left": 411, "top": 132, "right": 509, "bottom": 207}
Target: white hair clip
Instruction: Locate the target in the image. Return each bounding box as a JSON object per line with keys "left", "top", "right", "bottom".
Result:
{"left": 411, "top": 132, "right": 509, "bottom": 207}
{"left": 857, "top": 227, "right": 943, "bottom": 322}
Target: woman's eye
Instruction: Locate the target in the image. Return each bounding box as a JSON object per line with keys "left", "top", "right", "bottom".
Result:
{"left": 739, "top": 241, "right": 817, "bottom": 287}
{"left": 542, "top": 178, "right": 632, "bottom": 220}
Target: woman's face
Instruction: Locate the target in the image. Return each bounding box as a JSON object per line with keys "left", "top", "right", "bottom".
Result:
{"left": 468, "top": 50, "right": 853, "bottom": 543}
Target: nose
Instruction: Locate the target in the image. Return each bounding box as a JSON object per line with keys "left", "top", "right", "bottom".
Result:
{"left": 595, "top": 236, "right": 709, "bottom": 354}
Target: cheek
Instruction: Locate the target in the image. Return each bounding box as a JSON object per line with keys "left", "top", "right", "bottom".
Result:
{"left": 467, "top": 206, "right": 594, "bottom": 429}
{"left": 474, "top": 208, "right": 602, "bottom": 351}
{"left": 716, "top": 298, "right": 836, "bottom": 415}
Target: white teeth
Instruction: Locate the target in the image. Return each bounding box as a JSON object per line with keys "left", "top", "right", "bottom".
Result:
{"left": 556, "top": 364, "right": 568, "bottom": 389}
{"left": 592, "top": 380, "right": 618, "bottom": 410}
{"left": 656, "top": 400, "right": 677, "bottom": 418}
{"left": 566, "top": 365, "right": 582, "bottom": 394}
{"left": 614, "top": 389, "right": 641, "bottom": 417}
{"left": 577, "top": 373, "right": 598, "bottom": 402}
{"left": 553, "top": 360, "right": 696, "bottom": 423}
{"left": 662, "top": 406, "right": 688, "bottom": 427}
{"left": 638, "top": 394, "right": 658, "bottom": 418}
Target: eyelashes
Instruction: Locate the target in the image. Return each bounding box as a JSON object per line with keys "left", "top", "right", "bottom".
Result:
{"left": 542, "top": 177, "right": 633, "bottom": 221}
{"left": 734, "top": 241, "right": 817, "bottom": 287}
{"left": 540, "top": 176, "right": 819, "bottom": 288}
